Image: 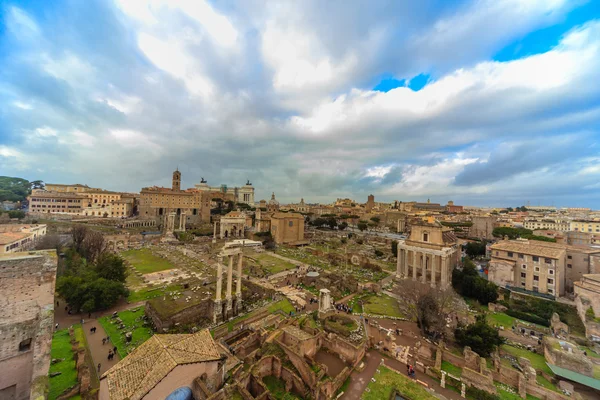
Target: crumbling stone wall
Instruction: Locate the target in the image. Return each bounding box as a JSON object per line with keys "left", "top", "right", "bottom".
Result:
{"left": 543, "top": 338, "right": 594, "bottom": 376}
{"left": 321, "top": 332, "right": 366, "bottom": 367}
{"left": 461, "top": 367, "right": 497, "bottom": 394}
{"left": 0, "top": 251, "right": 57, "bottom": 400}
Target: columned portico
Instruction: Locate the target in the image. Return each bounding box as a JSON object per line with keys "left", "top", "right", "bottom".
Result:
{"left": 396, "top": 232, "right": 458, "bottom": 289}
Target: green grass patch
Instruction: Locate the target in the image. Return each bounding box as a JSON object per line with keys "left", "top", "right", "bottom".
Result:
{"left": 225, "top": 298, "right": 295, "bottom": 332}
{"left": 361, "top": 294, "right": 404, "bottom": 318}
{"left": 268, "top": 298, "right": 295, "bottom": 314}
{"left": 98, "top": 307, "right": 153, "bottom": 358}
{"left": 262, "top": 375, "right": 303, "bottom": 400}
{"left": 441, "top": 360, "right": 463, "bottom": 377}
{"left": 128, "top": 283, "right": 183, "bottom": 303}
{"left": 536, "top": 374, "right": 558, "bottom": 392}
{"left": 251, "top": 253, "right": 298, "bottom": 275}
{"left": 487, "top": 312, "right": 516, "bottom": 330}
{"left": 121, "top": 248, "right": 174, "bottom": 274}
{"left": 48, "top": 329, "right": 78, "bottom": 400}
{"left": 494, "top": 382, "right": 540, "bottom": 400}
{"left": 500, "top": 345, "right": 553, "bottom": 376}
{"left": 361, "top": 365, "right": 437, "bottom": 400}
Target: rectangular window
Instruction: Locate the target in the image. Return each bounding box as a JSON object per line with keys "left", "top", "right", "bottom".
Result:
{"left": 533, "top": 256, "right": 539, "bottom": 262}
{"left": 521, "top": 282, "right": 526, "bottom": 287}
{"left": 568, "top": 255, "right": 572, "bottom": 259}
{"left": 521, "top": 272, "right": 526, "bottom": 278}
{"left": 522, "top": 264, "right": 527, "bottom": 269}
{"left": 508, "top": 252, "right": 514, "bottom": 257}
{"left": 549, "top": 269, "right": 554, "bottom": 275}
{"left": 533, "top": 275, "right": 539, "bottom": 281}
{"left": 518, "top": 254, "right": 524, "bottom": 259}
{"left": 548, "top": 279, "right": 554, "bottom": 285}
{"left": 545, "top": 258, "right": 552, "bottom": 264}
{"left": 568, "top": 264, "right": 572, "bottom": 268}
{"left": 548, "top": 288, "right": 554, "bottom": 294}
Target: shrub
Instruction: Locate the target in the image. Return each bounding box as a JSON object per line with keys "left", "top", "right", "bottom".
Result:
{"left": 455, "top": 315, "right": 504, "bottom": 357}
{"left": 466, "top": 386, "right": 499, "bottom": 400}
{"left": 505, "top": 310, "right": 549, "bottom": 327}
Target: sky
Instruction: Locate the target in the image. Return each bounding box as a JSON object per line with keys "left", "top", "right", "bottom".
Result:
{"left": 1, "top": 0, "right": 599, "bottom": 208}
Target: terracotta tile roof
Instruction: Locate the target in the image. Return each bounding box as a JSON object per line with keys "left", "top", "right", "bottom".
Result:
{"left": 101, "top": 330, "right": 221, "bottom": 400}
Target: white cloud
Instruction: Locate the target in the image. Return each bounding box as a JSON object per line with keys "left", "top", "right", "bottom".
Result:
{"left": 13, "top": 101, "right": 33, "bottom": 110}
{"left": 293, "top": 20, "right": 600, "bottom": 134}
{"left": 137, "top": 33, "right": 213, "bottom": 98}
{"left": 35, "top": 127, "right": 58, "bottom": 137}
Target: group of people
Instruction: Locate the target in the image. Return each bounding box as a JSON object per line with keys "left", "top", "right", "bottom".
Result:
{"left": 102, "top": 336, "right": 111, "bottom": 345}
{"left": 107, "top": 347, "right": 117, "bottom": 361}
{"left": 89, "top": 326, "right": 97, "bottom": 333}
{"left": 334, "top": 302, "right": 353, "bottom": 314}
{"left": 406, "top": 364, "right": 416, "bottom": 378}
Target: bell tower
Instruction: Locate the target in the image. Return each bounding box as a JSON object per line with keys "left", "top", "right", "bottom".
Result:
{"left": 172, "top": 168, "right": 181, "bottom": 191}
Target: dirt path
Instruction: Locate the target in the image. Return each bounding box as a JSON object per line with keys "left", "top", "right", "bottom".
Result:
{"left": 340, "top": 350, "right": 381, "bottom": 400}
{"left": 83, "top": 320, "right": 121, "bottom": 376}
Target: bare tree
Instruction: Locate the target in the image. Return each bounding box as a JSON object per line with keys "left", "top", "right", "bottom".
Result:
{"left": 71, "top": 225, "right": 88, "bottom": 254}
{"left": 392, "top": 280, "right": 463, "bottom": 339}
{"left": 34, "top": 234, "right": 62, "bottom": 251}
{"left": 81, "top": 230, "right": 107, "bottom": 263}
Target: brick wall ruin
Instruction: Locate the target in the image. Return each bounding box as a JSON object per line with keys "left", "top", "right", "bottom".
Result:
{"left": 0, "top": 251, "right": 57, "bottom": 400}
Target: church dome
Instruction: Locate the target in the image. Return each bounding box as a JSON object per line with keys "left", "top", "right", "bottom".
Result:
{"left": 268, "top": 192, "right": 279, "bottom": 206}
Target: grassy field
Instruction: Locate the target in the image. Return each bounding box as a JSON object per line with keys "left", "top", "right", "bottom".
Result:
{"left": 361, "top": 366, "right": 438, "bottom": 400}
{"left": 488, "top": 312, "right": 516, "bottom": 329}
{"left": 268, "top": 298, "right": 295, "bottom": 314}
{"left": 128, "top": 283, "right": 183, "bottom": 303}
{"left": 121, "top": 248, "right": 174, "bottom": 274}
{"left": 246, "top": 253, "right": 298, "bottom": 276}
{"left": 225, "top": 298, "right": 296, "bottom": 332}
{"left": 48, "top": 329, "right": 78, "bottom": 400}
{"left": 441, "top": 360, "right": 463, "bottom": 377}
{"left": 98, "top": 307, "right": 153, "bottom": 358}
{"left": 361, "top": 294, "right": 404, "bottom": 318}
{"left": 500, "top": 345, "right": 553, "bottom": 376}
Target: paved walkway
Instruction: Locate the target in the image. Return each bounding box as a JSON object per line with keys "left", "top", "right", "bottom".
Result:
{"left": 340, "top": 350, "right": 380, "bottom": 400}
{"left": 54, "top": 299, "right": 145, "bottom": 377}
{"left": 83, "top": 320, "right": 121, "bottom": 375}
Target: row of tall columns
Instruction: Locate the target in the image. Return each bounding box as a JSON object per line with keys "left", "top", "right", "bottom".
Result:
{"left": 397, "top": 248, "right": 451, "bottom": 287}
{"left": 214, "top": 252, "right": 244, "bottom": 322}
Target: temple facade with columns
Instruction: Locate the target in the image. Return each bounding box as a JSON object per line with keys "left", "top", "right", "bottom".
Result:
{"left": 396, "top": 217, "right": 460, "bottom": 287}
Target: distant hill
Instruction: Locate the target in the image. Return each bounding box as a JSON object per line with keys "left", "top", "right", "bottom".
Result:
{"left": 0, "top": 176, "right": 35, "bottom": 202}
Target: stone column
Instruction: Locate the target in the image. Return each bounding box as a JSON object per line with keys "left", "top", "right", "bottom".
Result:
{"left": 214, "top": 255, "right": 223, "bottom": 323}
{"left": 396, "top": 248, "right": 402, "bottom": 278}
{"left": 441, "top": 371, "right": 446, "bottom": 388}
{"left": 404, "top": 248, "right": 409, "bottom": 278}
{"left": 441, "top": 256, "right": 448, "bottom": 288}
{"left": 179, "top": 212, "right": 186, "bottom": 231}
{"left": 212, "top": 222, "right": 217, "bottom": 243}
{"left": 236, "top": 253, "right": 243, "bottom": 297}
{"left": 412, "top": 251, "right": 417, "bottom": 280}
{"left": 421, "top": 253, "right": 427, "bottom": 283}
{"left": 431, "top": 255, "right": 437, "bottom": 287}
{"left": 226, "top": 255, "right": 233, "bottom": 311}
